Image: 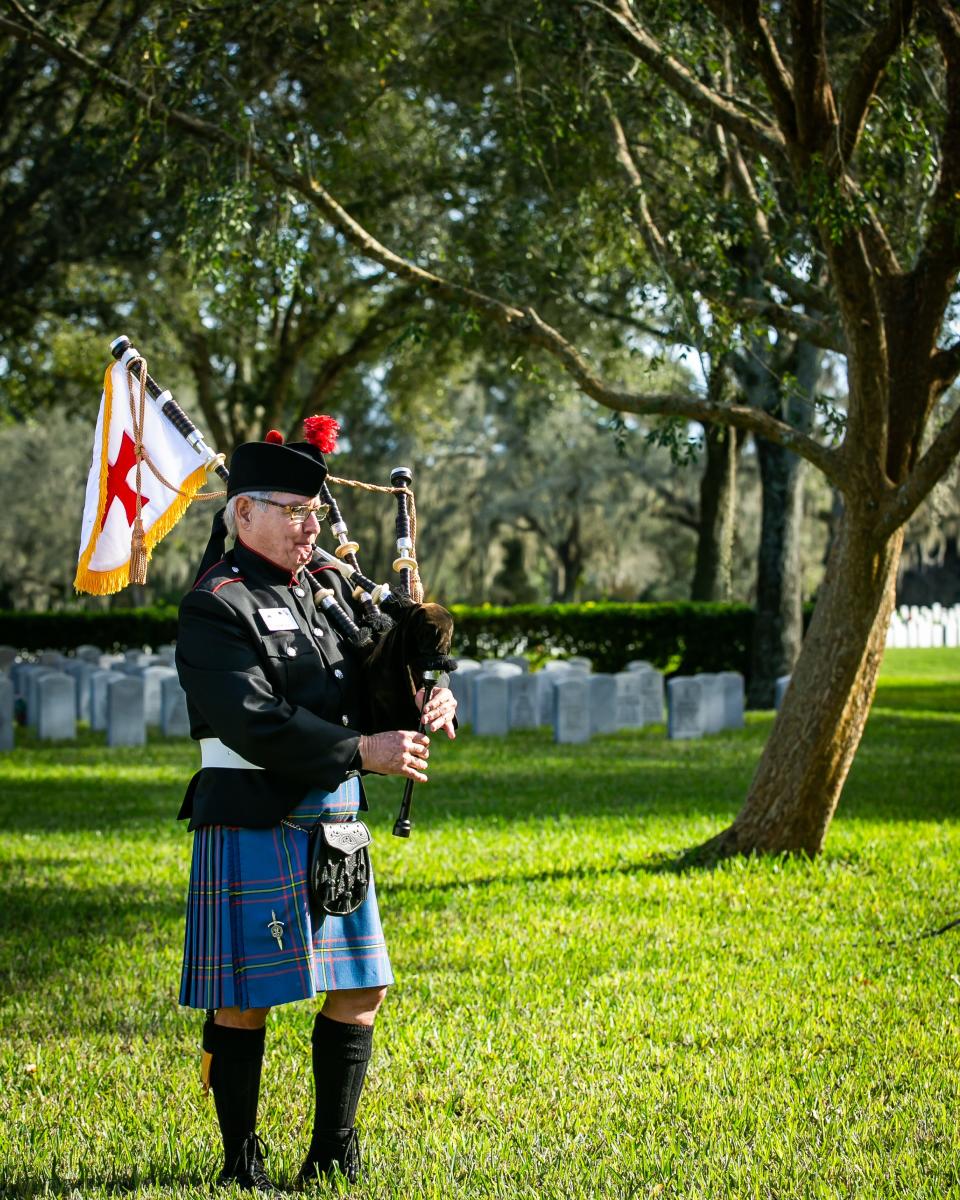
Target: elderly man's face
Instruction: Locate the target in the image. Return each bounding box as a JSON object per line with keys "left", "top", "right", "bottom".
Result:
{"left": 236, "top": 492, "right": 323, "bottom": 573}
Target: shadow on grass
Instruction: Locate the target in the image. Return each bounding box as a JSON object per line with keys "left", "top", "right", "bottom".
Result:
{"left": 0, "top": 1168, "right": 209, "bottom": 1198}
{"left": 872, "top": 680, "right": 960, "bottom": 713}
{"left": 0, "top": 878, "right": 185, "bottom": 1001}
{"left": 0, "top": 782, "right": 185, "bottom": 833}
{"left": 381, "top": 852, "right": 691, "bottom": 899}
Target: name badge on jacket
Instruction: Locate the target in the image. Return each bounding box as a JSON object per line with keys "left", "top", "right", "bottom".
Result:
{"left": 258, "top": 607, "right": 299, "bottom": 632}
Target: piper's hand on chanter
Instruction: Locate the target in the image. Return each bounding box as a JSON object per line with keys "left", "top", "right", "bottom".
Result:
{"left": 416, "top": 686, "right": 457, "bottom": 738}
{"left": 358, "top": 730, "right": 431, "bottom": 782}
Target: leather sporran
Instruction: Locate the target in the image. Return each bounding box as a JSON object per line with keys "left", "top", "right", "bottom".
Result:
{"left": 307, "top": 821, "right": 372, "bottom": 917}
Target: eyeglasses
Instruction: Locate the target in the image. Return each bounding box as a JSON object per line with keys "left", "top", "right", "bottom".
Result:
{"left": 258, "top": 498, "right": 330, "bottom": 524}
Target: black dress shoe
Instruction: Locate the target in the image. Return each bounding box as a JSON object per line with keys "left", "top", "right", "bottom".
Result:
{"left": 294, "top": 1127, "right": 361, "bottom": 1189}
{"left": 217, "top": 1132, "right": 283, "bottom": 1194}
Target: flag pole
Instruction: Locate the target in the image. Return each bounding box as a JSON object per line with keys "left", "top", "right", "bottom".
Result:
{"left": 110, "top": 335, "right": 228, "bottom": 482}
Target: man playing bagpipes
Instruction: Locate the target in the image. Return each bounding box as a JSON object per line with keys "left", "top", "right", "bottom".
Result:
{"left": 76, "top": 341, "right": 457, "bottom": 1190}
{"left": 175, "top": 424, "right": 458, "bottom": 1192}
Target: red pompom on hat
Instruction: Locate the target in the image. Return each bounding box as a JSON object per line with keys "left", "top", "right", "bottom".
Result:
{"left": 264, "top": 429, "right": 285, "bottom": 445}
{"left": 303, "top": 414, "right": 340, "bottom": 455}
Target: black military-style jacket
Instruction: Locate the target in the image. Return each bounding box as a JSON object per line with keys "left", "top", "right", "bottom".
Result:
{"left": 176, "top": 540, "right": 372, "bottom": 830}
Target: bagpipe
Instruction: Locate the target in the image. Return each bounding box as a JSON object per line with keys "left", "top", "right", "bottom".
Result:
{"left": 108, "top": 336, "right": 456, "bottom": 836}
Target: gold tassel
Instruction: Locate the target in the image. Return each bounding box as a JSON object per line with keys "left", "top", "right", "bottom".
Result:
{"left": 129, "top": 514, "right": 148, "bottom": 585}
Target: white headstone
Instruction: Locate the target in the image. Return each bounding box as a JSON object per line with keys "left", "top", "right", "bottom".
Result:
{"left": 615, "top": 672, "right": 645, "bottom": 729}
{"left": 718, "top": 672, "right": 745, "bottom": 730}
{"left": 90, "top": 670, "right": 118, "bottom": 732}
{"left": 25, "top": 668, "right": 58, "bottom": 726}
{"left": 636, "top": 668, "right": 665, "bottom": 726}
{"left": 503, "top": 655, "right": 529, "bottom": 673}
{"left": 63, "top": 660, "right": 94, "bottom": 723}
{"left": 699, "top": 674, "right": 726, "bottom": 734}
{"left": 9, "top": 661, "right": 29, "bottom": 698}
{"left": 161, "top": 675, "right": 190, "bottom": 737}
{"left": 455, "top": 657, "right": 481, "bottom": 672}
{"left": 774, "top": 675, "right": 791, "bottom": 710}
{"left": 589, "top": 674, "right": 618, "bottom": 734}
{"left": 625, "top": 660, "right": 653, "bottom": 673}
{"left": 0, "top": 646, "right": 17, "bottom": 672}
{"left": 535, "top": 671, "right": 561, "bottom": 726}
{"left": 474, "top": 674, "right": 509, "bottom": 736}
{"left": 156, "top": 643, "right": 178, "bottom": 666}
{"left": 566, "top": 656, "right": 593, "bottom": 674}
{"left": 107, "top": 676, "right": 146, "bottom": 747}
{"left": 449, "top": 668, "right": 476, "bottom": 727}
{"left": 38, "top": 650, "right": 65, "bottom": 667}
{"left": 141, "top": 665, "right": 178, "bottom": 726}
{"left": 0, "top": 675, "right": 13, "bottom": 750}
{"left": 508, "top": 674, "right": 540, "bottom": 730}
{"left": 554, "top": 676, "right": 591, "bottom": 743}
{"left": 75, "top": 644, "right": 103, "bottom": 664}
{"left": 36, "top": 673, "right": 77, "bottom": 740}
{"left": 542, "top": 660, "right": 573, "bottom": 673}
{"left": 477, "top": 661, "right": 523, "bottom": 678}
{"left": 667, "top": 676, "right": 705, "bottom": 740}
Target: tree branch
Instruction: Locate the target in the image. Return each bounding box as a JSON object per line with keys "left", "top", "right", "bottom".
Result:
{"left": 764, "top": 262, "right": 828, "bottom": 309}
{"left": 732, "top": 295, "right": 843, "bottom": 351}
{"left": 0, "top": 1, "right": 842, "bottom": 486}
{"left": 715, "top": 120, "right": 772, "bottom": 256}
{"left": 876, "top": 400, "right": 960, "bottom": 538}
{"left": 912, "top": 0, "right": 960, "bottom": 286}
{"left": 594, "top": 0, "right": 788, "bottom": 160}
{"left": 605, "top": 101, "right": 678, "bottom": 272}
{"left": 789, "top": 0, "right": 839, "bottom": 152}
{"left": 836, "top": 0, "right": 916, "bottom": 166}
{"left": 931, "top": 340, "right": 960, "bottom": 393}
{"left": 703, "top": 0, "right": 797, "bottom": 139}
{"left": 570, "top": 293, "right": 682, "bottom": 344}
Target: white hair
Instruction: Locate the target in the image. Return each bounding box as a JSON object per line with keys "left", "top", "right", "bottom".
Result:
{"left": 223, "top": 490, "right": 276, "bottom": 539}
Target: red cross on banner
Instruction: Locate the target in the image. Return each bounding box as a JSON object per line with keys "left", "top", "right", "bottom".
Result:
{"left": 99, "top": 431, "right": 150, "bottom": 532}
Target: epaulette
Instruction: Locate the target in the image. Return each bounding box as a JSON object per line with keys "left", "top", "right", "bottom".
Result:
{"left": 192, "top": 558, "right": 245, "bottom": 593}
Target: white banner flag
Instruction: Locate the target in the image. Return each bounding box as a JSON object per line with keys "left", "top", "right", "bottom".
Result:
{"left": 75, "top": 360, "right": 211, "bottom": 594}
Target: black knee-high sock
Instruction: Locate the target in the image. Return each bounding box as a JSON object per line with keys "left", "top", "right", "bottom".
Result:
{"left": 309, "top": 1012, "right": 373, "bottom": 1138}
{"left": 204, "top": 1018, "right": 266, "bottom": 1169}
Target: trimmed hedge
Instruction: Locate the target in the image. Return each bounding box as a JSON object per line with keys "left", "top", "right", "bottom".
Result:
{"left": 1, "top": 601, "right": 756, "bottom": 676}
{"left": 451, "top": 602, "right": 755, "bottom": 675}
{"left": 0, "top": 607, "right": 179, "bottom": 653}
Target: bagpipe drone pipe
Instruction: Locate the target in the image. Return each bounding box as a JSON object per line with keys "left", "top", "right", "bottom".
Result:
{"left": 110, "top": 336, "right": 457, "bottom": 829}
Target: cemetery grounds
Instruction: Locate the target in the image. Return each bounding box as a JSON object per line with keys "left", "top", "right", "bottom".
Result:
{"left": 0, "top": 648, "right": 958, "bottom": 1199}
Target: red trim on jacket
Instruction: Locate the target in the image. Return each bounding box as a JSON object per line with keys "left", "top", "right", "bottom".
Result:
{"left": 193, "top": 558, "right": 227, "bottom": 590}
{"left": 211, "top": 577, "right": 245, "bottom": 594}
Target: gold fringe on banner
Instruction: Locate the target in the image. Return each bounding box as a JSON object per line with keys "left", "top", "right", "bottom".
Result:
{"left": 74, "top": 364, "right": 211, "bottom": 595}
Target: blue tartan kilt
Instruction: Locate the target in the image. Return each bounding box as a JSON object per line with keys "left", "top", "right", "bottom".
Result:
{"left": 179, "top": 776, "right": 394, "bottom": 1011}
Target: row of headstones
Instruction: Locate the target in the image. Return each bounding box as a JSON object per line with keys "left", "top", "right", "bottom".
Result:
{"left": 886, "top": 603, "right": 960, "bottom": 649}
{"left": 0, "top": 644, "right": 189, "bottom": 746}
{"left": 450, "top": 657, "right": 746, "bottom": 743}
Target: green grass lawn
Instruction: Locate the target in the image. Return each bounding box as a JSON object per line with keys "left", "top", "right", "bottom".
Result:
{"left": 1, "top": 648, "right": 958, "bottom": 1199}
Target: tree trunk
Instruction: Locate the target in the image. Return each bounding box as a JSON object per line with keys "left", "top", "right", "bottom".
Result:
{"left": 554, "top": 510, "right": 583, "bottom": 602}
{"left": 741, "top": 338, "right": 820, "bottom": 707}
{"left": 691, "top": 422, "right": 739, "bottom": 601}
{"left": 747, "top": 437, "right": 805, "bottom": 705}
{"left": 696, "top": 512, "right": 903, "bottom": 859}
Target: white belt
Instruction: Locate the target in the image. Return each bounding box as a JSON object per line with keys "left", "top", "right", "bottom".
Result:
{"left": 200, "top": 738, "right": 264, "bottom": 771}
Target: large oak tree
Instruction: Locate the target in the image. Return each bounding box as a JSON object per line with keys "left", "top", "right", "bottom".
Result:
{"left": 3, "top": 0, "right": 959, "bottom": 857}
